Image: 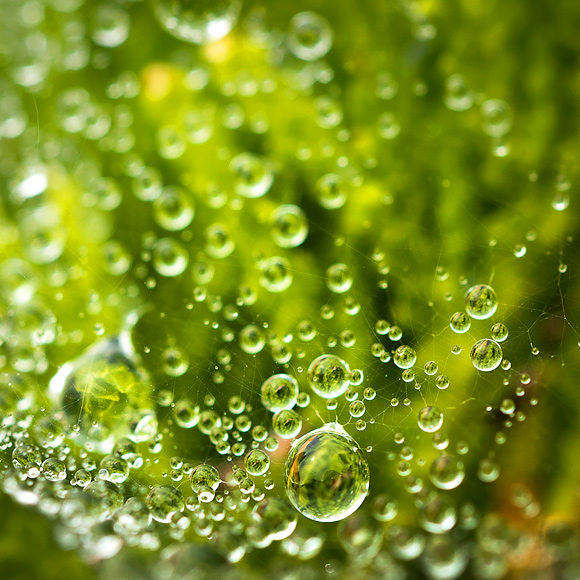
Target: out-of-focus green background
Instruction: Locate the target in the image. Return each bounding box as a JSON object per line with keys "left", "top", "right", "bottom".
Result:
{"left": 1, "top": 0, "right": 580, "bottom": 578}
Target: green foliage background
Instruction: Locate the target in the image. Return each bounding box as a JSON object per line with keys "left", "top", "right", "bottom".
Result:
{"left": 1, "top": 0, "right": 580, "bottom": 578}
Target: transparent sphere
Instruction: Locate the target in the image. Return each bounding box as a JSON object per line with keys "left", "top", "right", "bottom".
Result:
{"left": 261, "top": 374, "right": 299, "bottom": 412}
{"left": 272, "top": 409, "right": 302, "bottom": 439}
{"left": 239, "top": 324, "right": 265, "bottom": 354}
{"left": 287, "top": 12, "right": 333, "bottom": 61}
{"left": 285, "top": 423, "right": 369, "bottom": 522}
{"left": 152, "top": 186, "right": 194, "bottom": 231}
{"left": 393, "top": 345, "right": 417, "bottom": 370}
{"left": 190, "top": 464, "right": 220, "bottom": 501}
{"left": 91, "top": 4, "right": 130, "bottom": 48}
{"left": 326, "top": 263, "right": 352, "bottom": 293}
{"left": 152, "top": 237, "right": 189, "bottom": 277}
{"left": 418, "top": 406, "right": 444, "bottom": 433}
{"left": 465, "top": 284, "right": 498, "bottom": 320}
{"left": 152, "top": 0, "right": 242, "bottom": 45}
{"left": 229, "top": 152, "right": 274, "bottom": 198}
{"left": 449, "top": 312, "right": 471, "bottom": 333}
{"left": 481, "top": 99, "right": 512, "bottom": 137}
{"left": 307, "top": 354, "right": 350, "bottom": 399}
{"left": 48, "top": 334, "right": 156, "bottom": 453}
{"left": 315, "top": 173, "right": 346, "bottom": 209}
{"left": 270, "top": 204, "right": 309, "bottom": 248}
{"left": 470, "top": 339, "right": 502, "bottom": 372}
{"left": 490, "top": 323, "right": 509, "bottom": 342}
{"left": 430, "top": 454, "right": 465, "bottom": 490}
{"left": 260, "top": 256, "right": 293, "bottom": 293}
{"left": 245, "top": 449, "right": 270, "bottom": 476}
{"left": 146, "top": 485, "right": 184, "bottom": 523}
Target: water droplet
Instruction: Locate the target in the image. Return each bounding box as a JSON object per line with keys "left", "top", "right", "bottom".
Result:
{"left": 490, "top": 323, "right": 508, "bottom": 342}
{"left": 42, "top": 457, "right": 67, "bottom": 482}
{"left": 152, "top": 237, "right": 189, "bottom": 277}
{"left": 285, "top": 423, "right": 369, "bottom": 522}
{"left": 190, "top": 464, "right": 220, "bottom": 502}
{"left": 377, "top": 112, "right": 400, "bottom": 139}
{"left": 91, "top": 4, "right": 130, "bottom": 48}
{"left": 229, "top": 153, "right": 274, "bottom": 198}
{"left": 465, "top": 284, "right": 498, "bottom": 320}
{"left": 481, "top": 99, "right": 512, "bottom": 137}
{"left": 239, "top": 325, "right": 265, "bottom": 354}
{"left": 424, "top": 361, "right": 438, "bottom": 376}
{"left": 261, "top": 374, "right": 299, "bottom": 412}
{"left": 260, "top": 256, "right": 293, "bottom": 293}
{"left": 471, "top": 339, "right": 502, "bottom": 372}
{"left": 430, "top": 454, "right": 465, "bottom": 490}
{"left": 152, "top": 0, "right": 241, "bottom": 45}
{"left": 152, "top": 186, "right": 194, "bottom": 231}
{"left": 444, "top": 74, "right": 473, "bottom": 111}
{"left": 244, "top": 449, "right": 270, "bottom": 476}
{"left": 205, "top": 223, "right": 235, "bottom": 258}
{"left": 287, "top": 12, "right": 333, "bottom": 62}
{"left": 48, "top": 334, "right": 156, "bottom": 453}
{"left": 418, "top": 406, "right": 444, "bottom": 433}
{"left": 315, "top": 173, "right": 346, "bottom": 209}
{"left": 307, "top": 354, "right": 350, "bottom": 398}
{"left": 147, "top": 485, "right": 184, "bottom": 523}
{"left": 270, "top": 205, "right": 309, "bottom": 248}
{"left": 393, "top": 345, "right": 417, "bottom": 369}
{"left": 272, "top": 409, "right": 302, "bottom": 439}
{"left": 450, "top": 312, "right": 471, "bottom": 333}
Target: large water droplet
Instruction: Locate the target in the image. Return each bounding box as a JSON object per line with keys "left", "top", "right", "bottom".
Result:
{"left": 470, "top": 339, "right": 503, "bottom": 372}
{"left": 152, "top": 0, "right": 242, "bottom": 45}
{"left": 48, "top": 324, "right": 156, "bottom": 453}
{"left": 285, "top": 423, "right": 369, "bottom": 522}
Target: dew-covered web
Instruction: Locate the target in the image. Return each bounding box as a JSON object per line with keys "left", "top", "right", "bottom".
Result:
{"left": 1, "top": 0, "right": 580, "bottom": 577}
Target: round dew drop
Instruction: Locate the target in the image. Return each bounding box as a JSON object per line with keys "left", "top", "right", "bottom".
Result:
{"left": 272, "top": 409, "right": 302, "bottom": 439}
{"left": 287, "top": 11, "right": 333, "bottom": 62}
{"left": 430, "top": 454, "right": 465, "bottom": 490}
{"left": 260, "top": 256, "right": 293, "bottom": 293}
{"left": 172, "top": 398, "right": 199, "bottom": 428}
{"left": 418, "top": 406, "right": 444, "bottom": 433}
{"left": 326, "top": 263, "right": 352, "bottom": 293}
{"left": 239, "top": 325, "right": 265, "bottom": 354}
{"left": 253, "top": 497, "right": 297, "bottom": 542}
{"left": 229, "top": 152, "right": 274, "bottom": 198}
{"left": 285, "top": 423, "right": 369, "bottom": 522}
{"left": 147, "top": 485, "right": 184, "bottom": 523}
{"left": 465, "top": 284, "right": 498, "bottom": 320}
{"left": 470, "top": 339, "right": 503, "bottom": 372}
{"left": 162, "top": 346, "right": 189, "bottom": 377}
{"left": 151, "top": 0, "right": 242, "bottom": 45}
{"left": 190, "top": 464, "right": 220, "bottom": 502}
{"left": 449, "top": 312, "right": 471, "bottom": 333}
{"left": 245, "top": 449, "right": 270, "bottom": 477}
{"left": 481, "top": 99, "right": 512, "bottom": 138}
{"left": 315, "top": 173, "right": 347, "bottom": 209}
{"left": 205, "top": 223, "right": 234, "bottom": 259}
{"left": 42, "top": 457, "right": 67, "bottom": 482}
{"left": 270, "top": 204, "right": 309, "bottom": 248}
{"left": 349, "top": 400, "right": 366, "bottom": 418}
{"left": 424, "top": 361, "right": 438, "bottom": 376}
{"left": 152, "top": 186, "right": 194, "bottom": 231}
{"left": 152, "top": 237, "right": 189, "bottom": 277}
{"left": 377, "top": 112, "right": 400, "bottom": 139}
{"left": 490, "top": 323, "right": 509, "bottom": 342}
{"left": 261, "top": 374, "right": 299, "bottom": 412}
{"left": 307, "top": 354, "right": 350, "bottom": 399}
{"left": 393, "top": 345, "right": 417, "bottom": 369}
{"left": 91, "top": 4, "right": 130, "bottom": 48}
